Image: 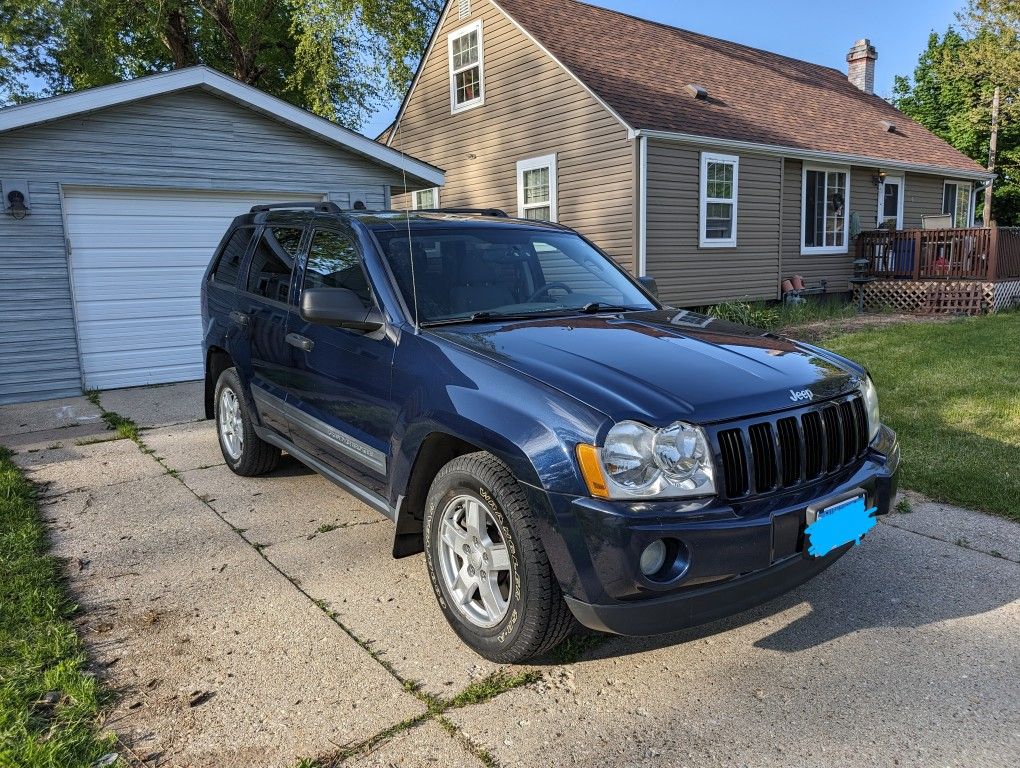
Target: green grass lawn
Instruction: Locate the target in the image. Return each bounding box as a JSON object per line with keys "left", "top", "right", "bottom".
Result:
{"left": 0, "top": 448, "right": 118, "bottom": 767}
{"left": 823, "top": 313, "right": 1020, "bottom": 521}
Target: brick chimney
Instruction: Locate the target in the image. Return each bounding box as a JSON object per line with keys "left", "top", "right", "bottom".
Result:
{"left": 847, "top": 39, "right": 878, "bottom": 94}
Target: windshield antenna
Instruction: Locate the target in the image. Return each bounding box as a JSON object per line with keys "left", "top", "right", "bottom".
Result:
{"left": 394, "top": 122, "right": 421, "bottom": 330}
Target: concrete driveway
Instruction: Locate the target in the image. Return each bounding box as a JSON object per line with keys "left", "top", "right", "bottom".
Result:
{"left": 1, "top": 383, "right": 1018, "bottom": 767}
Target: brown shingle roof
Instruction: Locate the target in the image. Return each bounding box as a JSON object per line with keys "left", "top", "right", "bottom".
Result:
{"left": 495, "top": 0, "right": 986, "bottom": 175}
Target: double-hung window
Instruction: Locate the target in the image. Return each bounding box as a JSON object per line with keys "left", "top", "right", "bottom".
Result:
{"left": 802, "top": 166, "right": 850, "bottom": 254}
{"left": 699, "top": 152, "right": 739, "bottom": 247}
{"left": 943, "top": 181, "right": 973, "bottom": 227}
{"left": 517, "top": 154, "right": 557, "bottom": 222}
{"left": 449, "top": 21, "right": 484, "bottom": 113}
{"left": 413, "top": 187, "right": 439, "bottom": 210}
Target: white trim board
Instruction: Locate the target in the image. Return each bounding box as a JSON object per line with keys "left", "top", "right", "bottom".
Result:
{"left": 635, "top": 129, "right": 993, "bottom": 183}
{"left": 0, "top": 66, "right": 444, "bottom": 187}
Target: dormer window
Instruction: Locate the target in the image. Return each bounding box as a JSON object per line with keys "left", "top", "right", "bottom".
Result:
{"left": 449, "top": 21, "right": 484, "bottom": 113}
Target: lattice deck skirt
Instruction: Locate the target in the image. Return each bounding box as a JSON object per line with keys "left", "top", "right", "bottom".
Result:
{"left": 855, "top": 280, "right": 1020, "bottom": 315}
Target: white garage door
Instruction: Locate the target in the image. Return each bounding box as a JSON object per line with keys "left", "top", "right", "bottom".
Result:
{"left": 65, "top": 188, "right": 321, "bottom": 390}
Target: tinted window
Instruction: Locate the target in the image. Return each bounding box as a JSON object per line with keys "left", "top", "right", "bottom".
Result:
{"left": 211, "top": 227, "right": 253, "bottom": 287}
{"left": 304, "top": 229, "right": 373, "bottom": 309}
{"left": 246, "top": 227, "right": 303, "bottom": 302}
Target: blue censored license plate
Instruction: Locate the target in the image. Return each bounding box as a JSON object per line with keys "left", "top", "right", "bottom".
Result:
{"left": 804, "top": 493, "right": 877, "bottom": 558}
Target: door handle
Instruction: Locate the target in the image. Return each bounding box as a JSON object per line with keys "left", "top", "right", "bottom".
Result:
{"left": 286, "top": 333, "right": 315, "bottom": 352}
{"left": 229, "top": 311, "right": 250, "bottom": 327}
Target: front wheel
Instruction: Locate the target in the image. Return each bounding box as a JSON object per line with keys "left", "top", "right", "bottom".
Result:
{"left": 215, "top": 368, "right": 280, "bottom": 476}
{"left": 424, "top": 452, "right": 576, "bottom": 662}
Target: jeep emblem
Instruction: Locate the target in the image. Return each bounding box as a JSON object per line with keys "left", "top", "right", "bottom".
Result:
{"left": 790, "top": 388, "right": 814, "bottom": 403}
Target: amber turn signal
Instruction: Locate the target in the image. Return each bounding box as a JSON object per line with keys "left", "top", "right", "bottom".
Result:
{"left": 576, "top": 444, "right": 610, "bottom": 499}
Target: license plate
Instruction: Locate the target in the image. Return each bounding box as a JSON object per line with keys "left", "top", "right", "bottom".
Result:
{"left": 804, "top": 493, "right": 877, "bottom": 558}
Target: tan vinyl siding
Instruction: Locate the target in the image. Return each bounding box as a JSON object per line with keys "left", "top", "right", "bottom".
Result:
{"left": 645, "top": 142, "right": 782, "bottom": 306}
{"left": 389, "top": 0, "right": 635, "bottom": 269}
{"left": 904, "top": 172, "right": 950, "bottom": 226}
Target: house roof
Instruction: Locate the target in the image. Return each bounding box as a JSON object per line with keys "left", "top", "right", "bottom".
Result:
{"left": 0, "top": 66, "right": 444, "bottom": 187}
{"left": 493, "top": 0, "right": 988, "bottom": 179}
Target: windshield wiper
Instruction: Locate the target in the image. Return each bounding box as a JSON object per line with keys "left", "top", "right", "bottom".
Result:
{"left": 421, "top": 308, "right": 579, "bottom": 328}
{"left": 578, "top": 303, "right": 644, "bottom": 314}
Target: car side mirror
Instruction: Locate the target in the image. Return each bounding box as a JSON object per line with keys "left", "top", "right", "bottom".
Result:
{"left": 638, "top": 275, "right": 659, "bottom": 299}
{"left": 300, "top": 287, "right": 384, "bottom": 331}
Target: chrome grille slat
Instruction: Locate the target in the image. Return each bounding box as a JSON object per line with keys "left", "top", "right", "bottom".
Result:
{"left": 716, "top": 394, "right": 869, "bottom": 500}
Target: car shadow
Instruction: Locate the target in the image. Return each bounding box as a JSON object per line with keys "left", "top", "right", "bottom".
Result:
{"left": 543, "top": 521, "right": 1019, "bottom": 663}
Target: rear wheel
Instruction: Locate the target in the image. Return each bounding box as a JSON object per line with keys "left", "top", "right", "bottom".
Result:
{"left": 215, "top": 368, "right": 280, "bottom": 476}
{"left": 424, "top": 452, "right": 575, "bottom": 662}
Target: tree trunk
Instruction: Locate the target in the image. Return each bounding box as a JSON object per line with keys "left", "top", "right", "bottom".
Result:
{"left": 984, "top": 84, "right": 1000, "bottom": 228}
{"left": 162, "top": 6, "right": 197, "bottom": 68}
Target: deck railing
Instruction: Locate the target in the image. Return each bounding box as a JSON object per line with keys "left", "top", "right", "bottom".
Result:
{"left": 857, "top": 226, "right": 1020, "bottom": 282}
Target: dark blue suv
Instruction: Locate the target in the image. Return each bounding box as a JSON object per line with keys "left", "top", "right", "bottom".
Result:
{"left": 201, "top": 203, "right": 899, "bottom": 662}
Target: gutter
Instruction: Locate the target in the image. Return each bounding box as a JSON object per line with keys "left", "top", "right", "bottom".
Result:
{"left": 634, "top": 129, "right": 993, "bottom": 183}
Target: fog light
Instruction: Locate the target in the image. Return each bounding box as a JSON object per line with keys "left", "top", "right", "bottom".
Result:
{"left": 639, "top": 539, "right": 667, "bottom": 576}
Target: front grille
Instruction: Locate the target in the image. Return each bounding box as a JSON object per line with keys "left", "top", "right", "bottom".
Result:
{"left": 715, "top": 394, "right": 869, "bottom": 500}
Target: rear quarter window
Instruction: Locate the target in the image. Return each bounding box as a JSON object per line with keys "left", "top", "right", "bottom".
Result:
{"left": 246, "top": 227, "right": 305, "bottom": 303}
{"left": 210, "top": 227, "right": 254, "bottom": 287}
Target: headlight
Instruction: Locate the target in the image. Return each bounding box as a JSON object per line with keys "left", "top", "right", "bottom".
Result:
{"left": 591, "top": 420, "right": 715, "bottom": 500}
{"left": 862, "top": 376, "right": 881, "bottom": 442}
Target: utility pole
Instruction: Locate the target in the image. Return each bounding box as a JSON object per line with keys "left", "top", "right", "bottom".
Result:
{"left": 984, "top": 84, "right": 1000, "bottom": 227}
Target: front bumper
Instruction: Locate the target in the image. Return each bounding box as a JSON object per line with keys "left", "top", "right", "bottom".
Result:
{"left": 534, "top": 426, "right": 899, "bottom": 636}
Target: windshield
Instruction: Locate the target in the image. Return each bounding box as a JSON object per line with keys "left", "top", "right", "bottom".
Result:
{"left": 375, "top": 226, "right": 656, "bottom": 325}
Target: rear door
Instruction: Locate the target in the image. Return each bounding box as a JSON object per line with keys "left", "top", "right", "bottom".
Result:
{"left": 235, "top": 224, "right": 307, "bottom": 436}
{"left": 285, "top": 225, "right": 397, "bottom": 495}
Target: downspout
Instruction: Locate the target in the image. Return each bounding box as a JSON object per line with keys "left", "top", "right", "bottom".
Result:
{"left": 638, "top": 132, "right": 648, "bottom": 277}
{"left": 777, "top": 157, "right": 785, "bottom": 299}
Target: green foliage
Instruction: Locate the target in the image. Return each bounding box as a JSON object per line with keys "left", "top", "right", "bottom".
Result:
{"left": 704, "top": 298, "right": 856, "bottom": 332}
{"left": 893, "top": 2, "right": 1020, "bottom": 224}
{"left": 0, "top": 448, "right": 119, "bottom": 767}
{"left": 826, "top": 313, "right": 1020, "bottom": 520}
{"left": 0, "top": 0, "right": 441, "bottom": 127}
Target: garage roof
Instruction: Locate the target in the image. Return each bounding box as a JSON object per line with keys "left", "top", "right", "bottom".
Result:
{"left": 0, "top": 66, "right": 445, "bottom": 188}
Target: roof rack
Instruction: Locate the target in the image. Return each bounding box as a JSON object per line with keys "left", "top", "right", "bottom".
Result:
{"left": 418, "top": 207, "right": 510, "bottom": 218}
{"left": 249, "top": 201, "right": 344, "bottom": 214}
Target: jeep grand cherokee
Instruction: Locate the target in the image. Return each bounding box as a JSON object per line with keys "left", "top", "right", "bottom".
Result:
{"left": 200, "top": 203, "right": 899, "bottom": 662}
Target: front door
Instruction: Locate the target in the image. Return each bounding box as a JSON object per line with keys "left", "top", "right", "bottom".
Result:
{"left": 285, "top": 225, "right": 397, "bottom": 497}
{"left": 878, "top": 176, "right": 904, "bottom": 229}
{"left": 237, "top": 224, "right": 306, "bottom": 436}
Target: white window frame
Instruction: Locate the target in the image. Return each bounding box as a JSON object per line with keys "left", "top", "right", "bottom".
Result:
{"left": 876, "top": 175, "right": 905, "bottom": 230}
{"left": 801, "top": 164, "right": 851, "bottom": 255}
{"left": 699, "top": 152, "right": 739, "bottom": 248}
{"left": 516, "top": 153, "right": 558, "bottom": 222}
{"left": 448, "top": 20, "right": 484, "bottom": 114}
{"left": 943, "top": 180, "right": 974, "bottom": 227}
{"left": 412, "top": 187, "right": 440, "bottom": 210}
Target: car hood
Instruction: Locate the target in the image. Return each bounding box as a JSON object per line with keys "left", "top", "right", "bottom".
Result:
{"left": 430, "top": 309, "right": 864, "bottom": 425}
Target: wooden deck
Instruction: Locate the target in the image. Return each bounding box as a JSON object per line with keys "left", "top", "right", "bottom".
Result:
{"left": 857, "top": 226, "right": 1020, "bottom": 282}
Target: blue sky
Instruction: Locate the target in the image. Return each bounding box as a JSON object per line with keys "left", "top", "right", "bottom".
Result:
{"left": 363, "top": 0, "right": 963, "bottom": 137}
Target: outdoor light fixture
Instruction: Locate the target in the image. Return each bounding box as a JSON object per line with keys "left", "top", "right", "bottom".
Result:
{"left": 6, "top": 190, "right": 28, "bottom": 220}
{"left": 871, "top": 170, "right": 887, "bottom": 187}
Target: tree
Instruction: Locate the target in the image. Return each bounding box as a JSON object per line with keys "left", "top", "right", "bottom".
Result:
{"left": 0, "top": 0, "right": 441, "bottom": 129}
{"left": 893, "top": 3, "right": 1020, "bottom": 225}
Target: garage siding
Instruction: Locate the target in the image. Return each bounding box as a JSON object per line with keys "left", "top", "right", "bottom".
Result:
{"left": 0, "top": 89, "right": 407, "bottom": 404}
{"left": 0, "top": 182, "right": 83, "bottom": 402}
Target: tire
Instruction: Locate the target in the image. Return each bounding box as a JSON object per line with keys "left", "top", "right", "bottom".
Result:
{"left": 214, "top": 368, "right": 280, "bottom": 477}
{"left": 424, "top": 452, "right": 576, "bottom": 663}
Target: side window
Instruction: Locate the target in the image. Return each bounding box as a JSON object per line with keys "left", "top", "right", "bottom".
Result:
{"left": 211, "top": 227, "right": 254, "bottom": 287}
{"left": 246, "top": 227, "right": 304, "bottom": 303}
{"left": 304, "top": 229, "right": 374, "bottom": 309}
